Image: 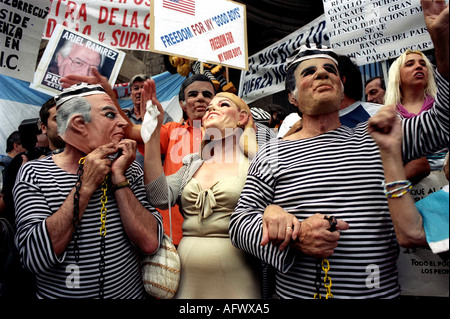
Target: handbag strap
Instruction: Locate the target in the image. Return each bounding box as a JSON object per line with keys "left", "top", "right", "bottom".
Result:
{"left": 168, "top": 183, "right": 173, "bottom": 242}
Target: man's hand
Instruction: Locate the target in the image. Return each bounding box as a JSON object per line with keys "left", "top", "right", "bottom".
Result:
{"left": 140, "top": 78, "right": 165, "bottom": 130}
{"left": 421, "top": 0, "right": 449, "bottom": 43}
{"left": 60, "top": 67, "right": 113, "bottom": 94}
{"left": 80, "top": 143, "right": 117, "bottom": 193}
{"left": 367, "top": 104, "right": 398, "bottom": 136}
{"left": 368, "top": 105, "right": 402, "bottom": 153}
{"left": 110, "top": 139, "right": 137, "bottom": 184}
{"left": 290, "top": 213, "right": 349, "bottom": 258}
{"left": 421, "top": 0, "right": 449, "bottom": 79}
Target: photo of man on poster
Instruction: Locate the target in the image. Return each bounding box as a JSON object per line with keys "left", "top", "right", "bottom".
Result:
{"left": 32, "top": 25, "right": 124, "bottom": 95}
{"left": 53, "top": 41, "right": 103, "bottom": 77}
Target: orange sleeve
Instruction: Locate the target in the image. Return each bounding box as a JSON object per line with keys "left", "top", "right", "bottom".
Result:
{"left": 160, "top": 123, "right": 170, "bottom": 156}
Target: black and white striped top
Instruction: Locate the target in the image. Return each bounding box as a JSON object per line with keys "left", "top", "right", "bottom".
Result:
{"left": 230, "top": 72, "right": 449, "bottom": 299}
{"left": 13, "top": 158, "right": 163, "bottom": 299}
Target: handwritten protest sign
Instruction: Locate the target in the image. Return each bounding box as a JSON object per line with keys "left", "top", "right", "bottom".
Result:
{"left": 322, "top": 0, "right": 435, "bottom": 65}
{"left": 0, "top": 0, "right": 49, "bottom": 82}
{"left": 31, "top": 24, "right": 125, "bottom": 96}
{"left": 239, "top": 15, "right": 329, "bottom": 104}
{"left": 150, "top": 0, "right": 248, "bottom": 70}
{"left": 43, "top": 0, "right": 151, "bottom": 50}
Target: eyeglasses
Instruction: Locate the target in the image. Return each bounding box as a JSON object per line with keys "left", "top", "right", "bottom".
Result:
{"left": 67, "top": 56, "right": 99, "bottom": 71}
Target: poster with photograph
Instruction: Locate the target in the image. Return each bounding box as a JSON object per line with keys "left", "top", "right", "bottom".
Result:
{"left": 31, "top": 24, "right": 125, "bottom": 96}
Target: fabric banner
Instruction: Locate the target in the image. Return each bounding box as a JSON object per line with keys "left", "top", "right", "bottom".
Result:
{"left": 0, "top": 71, "right": 185, "bottom": 155}
{"left": 43, "top": 0, "right": 152, "bottom": 51}
{"left": 322, "top": 0, "right": 435, "bottom": 66}
{"left": 150, "top": 0, "right": 248, "bottom": 70}
{"left": 0, "top": 0, "right": 50, "bottom": 82}
{"left": 239, "top": 0, "right": 445, "bottom": 104}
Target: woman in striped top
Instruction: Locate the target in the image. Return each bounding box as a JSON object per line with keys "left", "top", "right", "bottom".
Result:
{"left": 230, "top": 1, "right": 449, "bottom": 299}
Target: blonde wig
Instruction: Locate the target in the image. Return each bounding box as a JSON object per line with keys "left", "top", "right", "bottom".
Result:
{"left": 201, "top": 92, "right": 258, "bottom": 160}
{"left": 385, "top": 50, "right": 437, "bottom": 106}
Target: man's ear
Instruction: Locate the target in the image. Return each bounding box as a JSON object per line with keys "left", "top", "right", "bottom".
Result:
{"left": 40, "top": 122, "right": 48, "bottom": 135}
{"left": 288, "top": 92, "right": 298, "bottom": 106}
{"left": 13, "top": 142, "right": 22, "bottom": 153}
{"left": 69, "top": 115, "right": 87, "bottom": 135}
{"left": 179, "top": 100, "right": 187, "bottom": 113}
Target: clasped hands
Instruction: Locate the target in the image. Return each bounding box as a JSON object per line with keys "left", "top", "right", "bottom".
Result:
{"left": 261, "top": 205, "right": 349, "bottom": 258}
{"left": 80, "top": 140, "right": 137, "bottom": 192}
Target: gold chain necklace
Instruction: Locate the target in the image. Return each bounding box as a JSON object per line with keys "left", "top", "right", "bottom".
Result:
{"left": 73, "top": 157, "right": 109, "bottom": 298}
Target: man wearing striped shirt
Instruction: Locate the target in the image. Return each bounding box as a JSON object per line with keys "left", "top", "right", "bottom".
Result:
{"left": 230, "top": 1, "right": 449, "bottom": 299}
{"left": 13, "top": 84, "right": 164, "bottom": 298}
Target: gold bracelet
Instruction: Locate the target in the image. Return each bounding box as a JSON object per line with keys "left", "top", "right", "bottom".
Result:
{"left": 113, "top": 180, "right": 130, "bottom": 191}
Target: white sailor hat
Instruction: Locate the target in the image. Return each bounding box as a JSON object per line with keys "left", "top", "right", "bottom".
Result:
{"left": 55, "top": 83, "right": 107, "bottom": 109}
{"left": 286, "top": 44, "right": 340, "bottom": 71}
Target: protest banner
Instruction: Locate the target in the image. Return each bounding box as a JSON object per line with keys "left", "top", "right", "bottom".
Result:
{"left": 322, "top": 0, "right": 437, "bottom": 66}
{"left": 239, "top": 15, "right": 329, "bottom": 104}
{"left": 150, "top": 0, "right": 248, "bottom": 70}
{"left": 0, "top": 0, "right": 50, "bottom": 82}
{"left": 43, "top": 0, "right": 151, "bottom": 50}
{"left": 31, "top": 24, "right": 125, "bottom": 96}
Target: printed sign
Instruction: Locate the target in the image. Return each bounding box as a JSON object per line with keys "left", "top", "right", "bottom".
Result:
{"left": 150, "top": 0, "right": 248, "bottom": 70}
{"left": 397, "top": 170, "right": 449, "bottom": 297}
{"left": 0, "top": 0, "right": 50, "bottom": 82}
{"left": 43, "top": 0, "right": 152, "bottom": 51}
{"left": 31, "top": 24, "right": 125, "bottom": 96}
{"left": 322, "top": 0, "right": 435, "bottom": 65}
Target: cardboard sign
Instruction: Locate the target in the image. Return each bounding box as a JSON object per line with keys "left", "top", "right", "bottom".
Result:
{"left": 0, "top": 0, "right": 50, "bottom": 82}
{"left": 150, "top": 0, "right": 248, "bottom": 70}
{"left": 322, "top": 0, "right": 435, "bottom": 65}
{"left": 31, "top": 24, "right": 125, "bottom": 96}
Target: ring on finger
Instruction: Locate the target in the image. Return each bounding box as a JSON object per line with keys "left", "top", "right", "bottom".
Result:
{"left": 324, "top": 215, "right": 337, "bottom": 232}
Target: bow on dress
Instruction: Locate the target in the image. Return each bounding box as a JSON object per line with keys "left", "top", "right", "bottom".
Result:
{"left": 195, "top": 189, "right": 217, "bottom": 222}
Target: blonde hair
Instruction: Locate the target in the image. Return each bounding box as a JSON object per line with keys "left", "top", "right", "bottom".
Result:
{"left": 201, "top": 92, "right": 258, "bottom": 160}
{"left": 385, "top": 50, "right": 437, "bottom": 106}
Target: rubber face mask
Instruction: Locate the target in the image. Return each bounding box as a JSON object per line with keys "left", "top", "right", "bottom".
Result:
{"left": 292, "top": 58, "right": 344, "bottom": 116}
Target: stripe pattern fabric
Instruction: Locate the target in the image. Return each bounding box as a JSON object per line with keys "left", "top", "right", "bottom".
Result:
{"left": 230, "top": 72, "right": 449, "bottom": 299}
{"left": 14, "top": 158, "right": 164, "bottom": 299}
